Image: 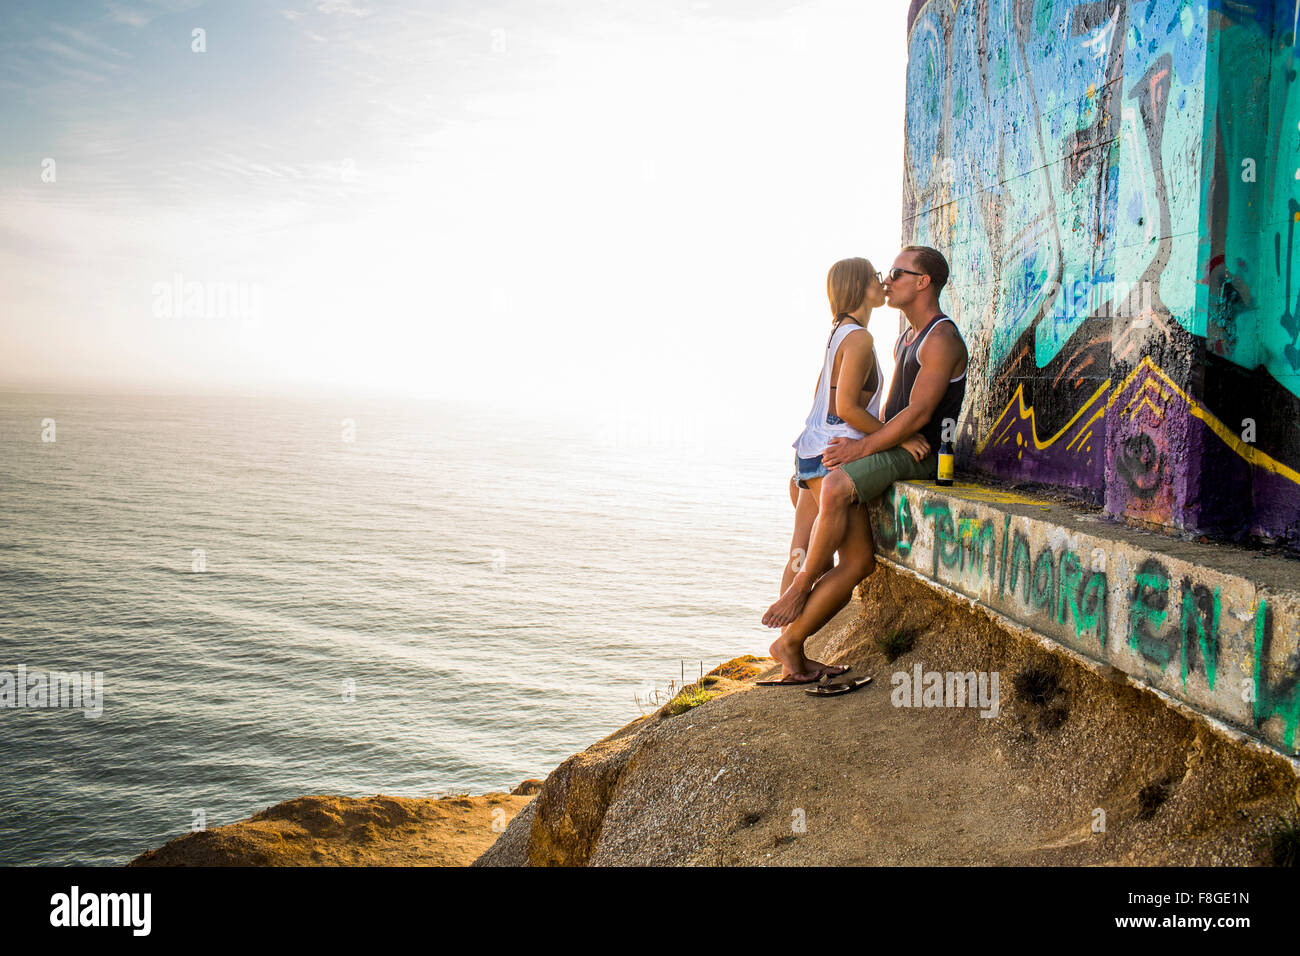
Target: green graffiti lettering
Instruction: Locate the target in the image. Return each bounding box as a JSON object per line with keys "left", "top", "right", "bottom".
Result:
{"left": 1079, "top": 572, "right": 1108, "bottom": 649}
{"left": 898, "top": 492, "right": 914, "bottom": 557}
{"left": 956, "top": 513, "right": 995, "bottom": 580}
{"left": 1179, "top": 581, "right": 1221, "bottom": 691}
{"left": 1031, "top": 549, "right": 1055, "bottom": 615}
{"left": 1007, "top": 531, "right": 1032, "bottom": 603}
{"left": 998, "top": 515, "right": 1010, "bottom": 598}
{"left": 1128, "top": 560, "right": 1173, "bottom": 668}
{"left": 1252, "top": 598, "right": 1300, "bottom": 750}
{"left": 922, "top": 500, "right": 957, "bottom": 576}
{"left": 1057, "top": 550, "right": 1083, "bottom": 629}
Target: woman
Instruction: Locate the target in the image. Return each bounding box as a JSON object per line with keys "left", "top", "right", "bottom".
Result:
{"left": 778, "top": 258, "right": 929, "bottom": 682}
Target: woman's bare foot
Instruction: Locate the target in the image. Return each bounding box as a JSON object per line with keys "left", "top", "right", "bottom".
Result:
{"left": 763, "top": 577, "right": 811, "bottom": 628}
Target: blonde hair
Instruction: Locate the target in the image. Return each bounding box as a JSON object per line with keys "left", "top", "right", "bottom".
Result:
{"left": 826, "top": 257, "right": 876, "bottom": 323}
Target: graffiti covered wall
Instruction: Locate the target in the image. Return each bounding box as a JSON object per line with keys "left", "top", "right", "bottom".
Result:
{"left": 903, "top": 0, "right": 1300, "bottom": 550}
{"left": 869, "top": 481, "right": 1300, "bottom": 753}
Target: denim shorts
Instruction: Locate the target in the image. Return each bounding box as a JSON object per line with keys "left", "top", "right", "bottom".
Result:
{"left": 793, "top": 452, "right": 830, "bottom": 489}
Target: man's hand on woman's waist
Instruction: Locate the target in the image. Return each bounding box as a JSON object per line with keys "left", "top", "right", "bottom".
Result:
{"left": 822, "top": 435, "right": 872, "bottom": 468}
{"left": 823, "top": 431, "right": 931, "bottom": 468}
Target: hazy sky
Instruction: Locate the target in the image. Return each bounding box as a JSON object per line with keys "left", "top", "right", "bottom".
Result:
{"left": 2, "top": 0, "right": 909, "bottom": 442}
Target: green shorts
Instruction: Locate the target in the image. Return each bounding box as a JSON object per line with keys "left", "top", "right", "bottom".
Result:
{"left": 839, "top": 446, "right": 938, "bottom": 504}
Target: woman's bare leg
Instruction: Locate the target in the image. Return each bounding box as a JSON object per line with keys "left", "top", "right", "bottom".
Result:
{"left": 771, "top": 475, "right": 849, "bottom": 679}
{"left": 767, "top": 478, "right": 822, "bottom": 682}
{"left": 769, "top": 501, "right": 876, "bottom": 675}
{"left": 781, "top": 481, "right": 819, "bottom": 596}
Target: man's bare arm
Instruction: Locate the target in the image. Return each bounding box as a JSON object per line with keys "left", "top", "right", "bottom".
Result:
{"left": 822, "top": 325, "right": 964, "bottom": 466}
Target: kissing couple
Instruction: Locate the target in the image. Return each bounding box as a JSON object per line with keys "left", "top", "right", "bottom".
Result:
{"left": 763, "top": 246, "right": 968, "bottom": 684}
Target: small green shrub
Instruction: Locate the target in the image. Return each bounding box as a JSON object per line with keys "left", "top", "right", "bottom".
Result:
{"left": 663, "top": 685, "right": 718, "bottom": 716}
{"left": 1014, "top": 664, "right": 1061, "bottom": 706}
{"left": 875, "top": 629, "right": 915, "bottom": 662}
{"left": 1014, "top": 664, "right": 1069, "bottom": 731}
{"left": 1269, "top": 795, "right": 1300, "bottom": 867}
{"left": 1137, "top": 782, "right": 1170, "bottom": 820}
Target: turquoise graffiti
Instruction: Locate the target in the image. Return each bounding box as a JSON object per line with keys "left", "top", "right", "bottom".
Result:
{"left": 1203, "top": 2, "right": 1300, "bottom": 381}
{"left": 904, "top": 0, "right": 1300, "bottom": 551}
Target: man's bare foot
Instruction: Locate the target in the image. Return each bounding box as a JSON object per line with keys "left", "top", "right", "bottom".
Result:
{"left": 775, "top": 623, "right": 847, "bottom": 678}
{"left": 763, "top": 579, "right": 811, "bottom": 628}
{"left": 769, "top": 634, "right": 832, "bottom": 681}
{"left": 806, "top": 658, "right": 849, "bottom": 678}
{"left": 768, "top": 669, "right": 824, "bottom": 684}
{"left": 768, "top": 635, "right": 822, "bottom": 683}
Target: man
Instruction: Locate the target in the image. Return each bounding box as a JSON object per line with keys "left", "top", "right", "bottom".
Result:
{"left": 762, "top": 245, "right": 968, "bottom": 681}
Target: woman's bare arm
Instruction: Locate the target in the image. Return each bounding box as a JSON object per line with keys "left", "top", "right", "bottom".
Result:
{"left": 832, "top": 329, "right": 884, "bottom": 435}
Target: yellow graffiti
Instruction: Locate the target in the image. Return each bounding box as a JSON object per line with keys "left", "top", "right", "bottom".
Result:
{"left": 1130, "top": 395, "right": 1164, "bottom": 421}
{"left": 927, "top": 482, "right": 1054, "bottom": 510}
{"left": 975, "top": 378, "right": 1111, "bottom": 455}
{"left": 975, "top": 356, "right": 1300, "bottom": 487}
{"left": 1112, "top": 357, "right": 1300, "bottom": 486}
{"left": 1120, "top": 377, "right": 1171, "bottom": 423}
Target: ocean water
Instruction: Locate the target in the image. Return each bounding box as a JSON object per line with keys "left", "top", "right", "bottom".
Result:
{"left": 0, "top": 391, "right": 794, "bottom": 865}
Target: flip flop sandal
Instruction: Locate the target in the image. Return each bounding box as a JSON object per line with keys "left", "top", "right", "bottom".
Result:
{"left": 756, "top": 674, "right": 825, "bottom": 686}
{"left": 756, "top": 663, "right": 851, "bottom": 685}
{"left": 804, "top": 675, "right": 873, "bottom": 696}
{"left": 816, "top": 664, "right": 852, "bottom": 678}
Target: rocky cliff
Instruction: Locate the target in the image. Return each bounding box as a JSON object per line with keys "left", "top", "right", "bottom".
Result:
{"left": 130, "top": 565, "right": 1300, "bottom": 867}
{"left": 476, "top": 567, "right": 1300, "bottom": 866}
{"left": 129, "top": 791, "right": 536, "bottom": 866}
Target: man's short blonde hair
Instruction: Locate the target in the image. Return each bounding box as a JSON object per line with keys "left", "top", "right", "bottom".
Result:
{"left": 901, "top": 245, "right": 949, "bottom": 295}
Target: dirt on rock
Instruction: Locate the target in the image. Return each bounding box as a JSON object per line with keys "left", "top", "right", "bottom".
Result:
{"left": 476, "top": 565, "right": 1300, "bottom": 866}
{"left": 129, "top": 792, "right": 534, "bottom": 866}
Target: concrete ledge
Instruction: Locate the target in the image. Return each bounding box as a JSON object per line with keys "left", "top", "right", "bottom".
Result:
{"left": 865, "top": 480, "right": 1300, "bottom": 757}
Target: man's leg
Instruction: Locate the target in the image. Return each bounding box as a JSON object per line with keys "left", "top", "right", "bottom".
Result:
{"left": 763, "top": 468, "right": 857, "bottom": 628}
{"left": 768, "top": 501, "right": 876, "bottom": 676}
{"left": 765, "top": 446, "right": 936, "bottom": 628}
{"left": 778, "top": 492, "right": 848, "bottom": 676}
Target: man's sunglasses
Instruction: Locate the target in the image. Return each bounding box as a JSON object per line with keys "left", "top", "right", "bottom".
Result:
{"left": 880, "top": 267, "right": 927, "bottom": 282}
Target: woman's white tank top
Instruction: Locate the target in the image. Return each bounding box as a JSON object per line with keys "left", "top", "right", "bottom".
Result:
{"left": 793, "top": 321, "right": 881, "bottom": 459}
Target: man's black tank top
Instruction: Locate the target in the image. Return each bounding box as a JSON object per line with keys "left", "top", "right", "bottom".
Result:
{"left": 881, "top": 314, "right": 966, "bottom": 450}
